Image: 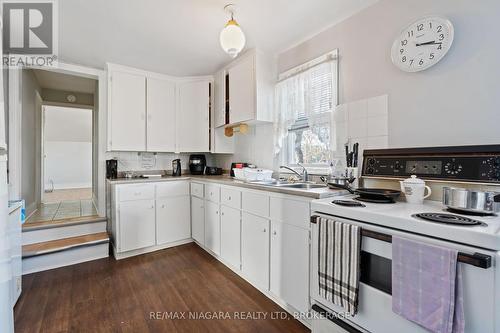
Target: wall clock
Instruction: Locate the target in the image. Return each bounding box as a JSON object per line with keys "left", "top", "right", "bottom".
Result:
{"left": 391, "top": 16, "right": 454, "bottom": 72}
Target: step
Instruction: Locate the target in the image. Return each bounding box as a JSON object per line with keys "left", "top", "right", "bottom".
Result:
{"left": 22, "top": 216, "right": 107, "bottom": 245}
{"left": 22, "top": 232, "right": 110, "bottom": 274}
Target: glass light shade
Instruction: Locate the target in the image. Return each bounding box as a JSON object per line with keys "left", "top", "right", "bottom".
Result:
{"left": 220, "top": 20, "right": 246, "bottom": 58}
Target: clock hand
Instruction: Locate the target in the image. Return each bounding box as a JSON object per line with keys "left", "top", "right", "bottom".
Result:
{"left": 416, "top": 41, "right": 443, "bottom": 46}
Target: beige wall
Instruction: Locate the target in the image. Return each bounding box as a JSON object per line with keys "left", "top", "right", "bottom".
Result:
{"left": 278, "top": 0, "right": 500, "bottom": 149}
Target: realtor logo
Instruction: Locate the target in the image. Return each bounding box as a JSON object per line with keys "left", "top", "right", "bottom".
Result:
{"left": 2, "top": 0, "right": 58, "bottom": 67}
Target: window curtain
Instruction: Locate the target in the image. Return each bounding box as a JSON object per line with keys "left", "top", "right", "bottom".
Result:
{"left": 273, "top": 61, "right": 336, "bottom": 159}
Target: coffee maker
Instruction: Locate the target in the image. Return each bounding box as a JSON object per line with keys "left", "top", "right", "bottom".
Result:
{"left": 106, "top": 159, "right": 118, "bottom": 179}
{"left": 189, "top": 155, "right": 206, "bottom": 175}
{"left": 172, "top": 159, "right": 182, "bottom": 177}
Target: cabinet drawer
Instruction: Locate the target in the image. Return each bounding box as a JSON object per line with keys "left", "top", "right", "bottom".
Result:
{"left": 156, "top": 181, "right": 189, "bottom": 198}
{"left": 221, "top": 187, "right": 241, "bottom": 209}
{"left": 205, "top": 184, "right": 220, "bottom": 203}
{"left": 118, "top": 184, "right": 155, "bottom": 202}
{"left": 190, "top": 182, "right": 204, "bottom": 198}
{"left": 242, "top": 191, "right": 269, "bottom": 217}
{"left": 270, "top": 197, "right": 310, "bottom": 229}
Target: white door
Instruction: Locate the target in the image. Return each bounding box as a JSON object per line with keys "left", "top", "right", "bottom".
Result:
{"left": 220, "top": 205, "right": 241, "bottom": 269}
{"left": 156, "top": 196, "right": 191, "bottom": 245}
{"left": 228, "top": 55, "right": 255, "bottom": 124}
{"left": 147, "top": 77, "right": 176, "bottom": 152}
{"left": 214, "top": 70, "right": 226, "bottom": 128}
{"left": 241, "top": 212, "right": 269, "bottom": 290}
{"left": 110, "top": 71, "right": 146, "bottom": 151}
{"left": 177, "top": 80, "right": 210, "bottom": 152}
{"left": 205, "top": 200, "right": 220, "bottom": 255}
{"left": 270, "top": 221, "right": 310, "bottom": 313}
{"left": 191, "top": 196, "right": 205, "bottom": 245}
{"left": 119, "top": 200, "right": 156, "bottom": 251}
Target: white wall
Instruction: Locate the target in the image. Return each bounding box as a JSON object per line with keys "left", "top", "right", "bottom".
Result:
{"left": 44, "top": 106, "right": 92, "bottom": 190}
{"left": 278, "top": 0, "right": 500, "bottom": 148}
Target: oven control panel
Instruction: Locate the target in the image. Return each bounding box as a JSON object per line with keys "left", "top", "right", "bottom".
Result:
{"left": 362, "top": 146, "right": 500, "bottom": 183}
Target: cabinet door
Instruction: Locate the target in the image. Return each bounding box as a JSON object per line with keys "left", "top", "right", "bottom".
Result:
{"left": 191, "top": 196, "right": 205, "bottom": 245}
{"left": 270, "top": 221, "right": 310, "bottom": 313}
{"left": 228, "top": 55, "right": 255, "bottom": 124}
{"left": 147, "top": 77, "right": 176, "bottom": 152}
{"left": 156, "top": 196, "right": 191, "bottom": 245}
{"left": 110, "top": 71, "right": 146, "bottom": 151}
{"left": 220, "top": 205, "right": 241, "bottom": 270}
{"left": 214, "top": 70, "right": 226, "bottom": 128}
{"left": 241, "top": 212, "right": 269, "bottom": 290}
{"left": 119, "top": 200, "right": 155, "bottom": 252}
{"left": 177, "top": 80, "right": 210, "bottom": 152}
{"left": 205, "top": 200, "right": 220, "bottom": 255}
{"left": 212, "top": 126, "right": 234, "bottom": 154}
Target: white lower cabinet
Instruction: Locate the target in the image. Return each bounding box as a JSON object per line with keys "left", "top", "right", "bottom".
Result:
{"left": 118, "top": 200, "right": 156, "bottom": 252}
{"left": 220, "top": 205, "right": 241, "bottom": 270}
{"left": 191, "top": 196, "right": 205, "bottom": 245}
{"left": 205, "top": 200, "right": 221, "bottom": 255}
{"left": 241, "top": 212, "right": 270, "bottom": 290}
{"left": 156, "top": 196, "right": 191, "bottom": 245}
{"left": 270, "top": 220, "right": 310, "bottom": 313}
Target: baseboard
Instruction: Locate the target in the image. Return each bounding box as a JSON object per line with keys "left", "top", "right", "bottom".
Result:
{"left": 112, "top": 238, "right": 194, "bottom": 260}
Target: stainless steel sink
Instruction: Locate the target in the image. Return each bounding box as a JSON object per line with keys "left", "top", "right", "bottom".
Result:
{"left": 278, "top": 183, "right": 326, "bottom": 189}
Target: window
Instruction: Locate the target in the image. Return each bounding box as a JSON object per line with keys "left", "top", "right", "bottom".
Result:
{"left": 275, "top": 50, "right": 338, "bottom": 167}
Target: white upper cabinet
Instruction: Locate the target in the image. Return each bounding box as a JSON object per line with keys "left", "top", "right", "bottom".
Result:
{"left": 214, "top": 70, "right": 227, "bottom": 128}
{"left": 223, "top": 49, "right": 275, "bottom": 126}
{"left": 177, "top": 80, "right": 210, "bottom": 152}
{"left": 146, "top": 77, "right": 176, "bottom": 152}
{"left": 109, "top": 70, "right": 147, "bottom": 151}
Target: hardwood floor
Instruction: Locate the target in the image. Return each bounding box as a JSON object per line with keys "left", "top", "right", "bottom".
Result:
{"left": 14, "top": 243, "right": 310, "bottom": 333}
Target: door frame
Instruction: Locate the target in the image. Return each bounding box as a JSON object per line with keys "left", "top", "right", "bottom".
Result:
{"left": 9, "top": 62, "right": 107, "bottom": 216}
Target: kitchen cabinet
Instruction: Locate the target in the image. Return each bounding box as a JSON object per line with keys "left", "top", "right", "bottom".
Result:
{"left": 108, "top": 70, "right": 146, "bottom": 151}
{"left": 214, "top": 69, "right": 226, "bottom": 128}
{"left": 270, "top": 220, "right": 310, "bottom": 313}
{"left": 177, "top": 80, "right": 210, "bottom": 152}
{"left": 118, "top": 200, "right": 156, "bottom": 252}
{"left": 228, "top": 54, "right": 255, "bottom": 124}
{"left": 191, "top": 196, "right": 205, "bottom": 245}
{"left": 204, "top": 200, "right": 220, "bottom": 255}
{"left": 146, "top": 77, "right": 176, "bottom": 152}
{"left": 220, "top": 205, "right": 241, "bottom": 270}
{"left": 241, "top": 212, "right": 270, "bottom": 290}
{"left": 156, "top": 196, "right": 191, "bottom": 245}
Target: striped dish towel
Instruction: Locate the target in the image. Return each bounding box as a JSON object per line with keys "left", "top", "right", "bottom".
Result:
{"left": 318, "top": 217, "right": 362, "bottom": 315}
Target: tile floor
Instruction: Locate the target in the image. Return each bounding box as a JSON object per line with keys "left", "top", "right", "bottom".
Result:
{"left": 27, "top": 199, "right": 97, "bottom": 224}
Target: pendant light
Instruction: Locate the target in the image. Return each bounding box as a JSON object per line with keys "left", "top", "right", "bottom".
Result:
{"left": 219, "top": 4, "right": 246, "bottom": 58}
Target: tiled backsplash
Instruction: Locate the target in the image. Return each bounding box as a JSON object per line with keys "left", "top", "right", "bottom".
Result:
{"left": 105, "top": 152, "right": 215, "bottom": 173}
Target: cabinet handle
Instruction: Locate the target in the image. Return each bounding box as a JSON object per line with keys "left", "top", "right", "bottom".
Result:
{"left": 273, "top": 231, "right": 277, "bottom": 235}
{"left": 263, "top": 228, "right": 267, "bottom": 233}
{"left": 221, "top": 212, "right": 225, "bottom": 216}
{"left": 134, "top": 192, "right": 141, "bottom": 196}
{"left": 162, "top": 204, "right": 166, "bottom": 209}
{"left": 228, "top": 196, "right": 232, "bottom": 201}
{"left": 150, "top": 206, "right": 154, "bottom": 209}
{"left": 216, "top": 211, "right": 219, "bottom": 215}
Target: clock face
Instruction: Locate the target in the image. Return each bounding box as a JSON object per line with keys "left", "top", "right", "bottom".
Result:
{"left": 391, "top": 16, "right": 454, "bottom": 72}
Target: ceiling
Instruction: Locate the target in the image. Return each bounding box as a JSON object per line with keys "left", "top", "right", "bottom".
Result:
{"left": 58, "top": 0, "right": 378, "bottom": 76}
{"left": 33, "top": 69, "right": 96, "bottom": 93}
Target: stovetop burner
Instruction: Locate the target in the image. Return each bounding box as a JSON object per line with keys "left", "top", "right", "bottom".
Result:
{"left": 412, "top": 213, "right": 483, "bottom": 226}
{"left": 354, "top": 197, "right": 395, "bottom": 204}
{"left": 332, "top": 200, "right": 365, "bottom": 207}
{"left": 446, "top": 208, "right": 497, "bottom": 217}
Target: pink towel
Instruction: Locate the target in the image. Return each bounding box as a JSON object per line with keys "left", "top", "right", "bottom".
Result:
{"left": 392, "top": 237, "right": 464, "bottom": 333}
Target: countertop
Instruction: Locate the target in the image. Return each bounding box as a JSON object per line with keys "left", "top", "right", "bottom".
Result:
{"left": 107, "top": 175, "right": 346, "bottom": 199}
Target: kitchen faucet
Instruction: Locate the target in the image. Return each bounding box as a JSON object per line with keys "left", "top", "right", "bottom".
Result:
{"left": 279, "top": 164, "right": 309, "bottom": 182}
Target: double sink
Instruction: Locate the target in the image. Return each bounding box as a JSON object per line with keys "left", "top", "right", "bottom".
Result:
{"left": 248, "top": 180, "right": 326, "bottom": 190}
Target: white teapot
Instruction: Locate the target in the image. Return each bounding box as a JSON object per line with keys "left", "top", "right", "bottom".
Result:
{"left": 400, "top": 175, "right": 432, "bottom": 204}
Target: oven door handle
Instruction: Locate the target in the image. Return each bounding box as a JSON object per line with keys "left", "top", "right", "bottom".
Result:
{"left": 312, "top": 304, "right": 363, "bottom": 333}
{"left": 311, "top": 215, "right": 492, "bottom": 269}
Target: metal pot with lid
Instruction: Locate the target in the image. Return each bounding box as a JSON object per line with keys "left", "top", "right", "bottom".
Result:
{"left": 442, "top": 187, "right": 500, "bottom": 215}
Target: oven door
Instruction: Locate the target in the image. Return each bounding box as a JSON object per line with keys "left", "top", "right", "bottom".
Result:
{"left": 310, "top": 213, "right": 499, "bottom": 333}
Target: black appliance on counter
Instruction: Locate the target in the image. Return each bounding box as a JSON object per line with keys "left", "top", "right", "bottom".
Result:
{"left": 106, "top": 159, "right": 118, "bottom": 179}
{"left": 205, "top": 166, "right": 223, "bottom": 176}
{"left": 230, "top": 162, "right": 249, "bottom": 177}
{"left": 189, "top": 155, "right": 206, "bottom": 175}
{"left": 172, "top": 159, "right": 182, "bottom": 177}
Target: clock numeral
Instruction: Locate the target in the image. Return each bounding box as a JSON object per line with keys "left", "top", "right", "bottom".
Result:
{"left": 409, "top": 59, "right": 414, "bottom": 66}
{"left": 417, "top": 23, "right": 424, "bottom": 31}
{"left": 429, "top": 22, "right": 433, "bottom": 29}
{"left": 408, "top": 30, "right": 414, "bottom": 38}
{"left": 429, "top": 53, "right": 435, "bottom": 60}
{"left": 437, "top": 44, "right": 443, "bottom": 50}
{"left": 437, "top": 25, "right": 443, "bottom": 33}
{"left": 402, "top": 56, "right": 407, "bottom": 63}
{"left": 400, "top": 48, "right": 404, "bottom": 54}
{"left": 419, "top": 59, "right": 424, "bottom": 66}
{"left": 401, "top": 39, "right": 408, "bottom": 46}
{"left": 438, "top": 34, "right": 445, "bottom": 41}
